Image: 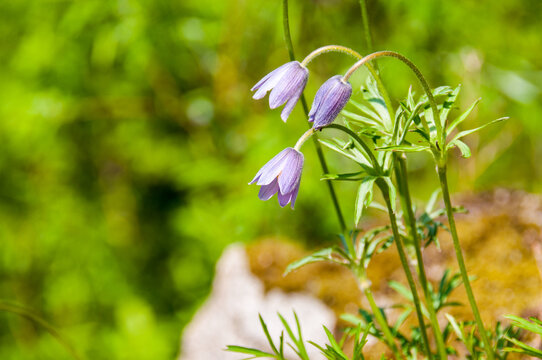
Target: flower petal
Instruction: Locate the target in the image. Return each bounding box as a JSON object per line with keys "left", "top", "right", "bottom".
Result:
{"left": 268, "top": 63, "right": 308, "bottom": 109}
{"left": 252, "top": 62, "right": 295, "bottom": 100}
{"left": 258, "top": 178, "right": 279, "bottom": 201}
{"left": 278, "top": 149, "right": 304, "bottom": 194}
{"left": 313, "top": 78, "right": 352, "bottom": 129}
{"left": 250, "top": 148, "right": 289, "bottom": 185}
{"left": 308, "top": 75, "right": 341, "bottom": 122}
{"left": 277, "top": 181, "right": 300, "bottom": 209}
{"left": 280, "top": 78, "right": 307, "bottom": 122}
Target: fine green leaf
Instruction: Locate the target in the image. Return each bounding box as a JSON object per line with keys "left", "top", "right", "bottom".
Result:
{"left": 355, "top": 177, "right": 377, "bottom": 224}
{"left": 293, "top": 312, "right": 310, "bottom": 360}
{"left": 322, "top": 326, "right": 349, "bottom": 359}
{"left": 278, "top": 313, "right": 309, "bottom": 360}
{"left": 505, "top": 315, "right": 542, "bottom": 336}
{"left": 319, "top": 139, "right": 371, "bottom": 166}
{"left": 425, "top": 188, "right": 441, "bottom": 213}
{"left": 284, "top": 248, "right": 335, "bottom": 275}
{"left": 225, "top": 345, "right": 275, "bottom": 358}
{"left": 503, "top": 337, "right": 542, "bottom": 358}
{"left": 259, "top": 315, "right": 279, "bottom": 355}
{"left": 440, "top": 85, "right": 461, "bottom": 128}
{"left": 321, "top": 171, "right": 365, "bottom": 181}
{"left": 450, "top": 117, "right": 508, "bottom": 143}
{"left": 362, "top": 79, "right": 392, "bottom": 132}
{"left": 446, "top": 97, "right": 481, "bottom": 134}
{"left": 389, "top": 281, "right": 413, "bottom": 302}
{"left": 448, "top": 139, "right": 471, "bottom": 158}
{"left": 349, "top": 98, "right": 384, "bottom": 126}
{"left": 376, "top": 144, "right": 430, "bottom": 153}
{"left": 445, "top": 314, "right": 467, "bottom": 344}
{"left": 383, "top": 177, "right": 397, "bottom": 213}
{"left": 341, "top": 109, "right": 387, "bottom": 133}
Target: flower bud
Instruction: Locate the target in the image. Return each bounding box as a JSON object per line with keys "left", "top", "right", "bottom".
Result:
{"left": 308, "top": 75, "right": 352, "bottom": 129}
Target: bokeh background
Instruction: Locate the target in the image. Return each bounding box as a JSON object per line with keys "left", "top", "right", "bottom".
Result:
{"left": 0, "top": 0, "right": 541, "bottom": 359}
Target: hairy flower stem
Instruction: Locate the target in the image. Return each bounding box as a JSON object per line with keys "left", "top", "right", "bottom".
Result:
{"left": 343, "top": 51, "right": 442, "bottom": 139}
{"left": 438, "top": 165, "right": 495, "bottom": 360}
{"left": 300, "top": 46, "right": 393, "bottom": 118}
{"left": 396, "top": 156, "right": 448, "bottom": 360}
{"left": 377, "top": 179, "right": 433, "bottom": 360}
{"left": 362, "top": 285, "right": 402, "bottom": 359}
{"left": 282, "top": 0, "right": 346, "bottom": 232}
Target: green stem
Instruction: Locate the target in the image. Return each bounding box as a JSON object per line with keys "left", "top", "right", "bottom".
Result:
{"left": 437, "top": 165, "right": 495, "bottom": 360}
{"left": 282, "top": 0, "right": 347, "bottom": 232}
{"left": 377, "top": 179, "right": 433, "bottom": 360}
{"left": 282, "top": 0, "right": 296, "bottom": 60}
{"left": 363, "top": 286, "right": 402, "bottom": 359}
{"left": 359, "top": 0, "right": 378, "bottom": 72}
{"left": 396, "top": 156, "right": 448, "bottom": 360}
{"left": 0, "top": 302, "right": 82, "bottom": 360}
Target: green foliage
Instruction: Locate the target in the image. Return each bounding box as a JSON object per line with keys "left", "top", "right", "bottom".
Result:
{"left": 227, "top": 313, "right": 372, "bottom": 360}
{"left": 503, "top": 316, "right": 542, "bottom": 358}
{"left": 1, "top": 0, "right": 540, "bottom": 358}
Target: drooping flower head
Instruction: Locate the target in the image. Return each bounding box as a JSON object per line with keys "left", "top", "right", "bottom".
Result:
{"left": 249, "top": 147, "right": 304, "bottom": 208}
{"left": 251, "top": 61, "right": 309, "bottom": 122}
{"left": 308, "top": 75, "right": 352, "bottom": 129}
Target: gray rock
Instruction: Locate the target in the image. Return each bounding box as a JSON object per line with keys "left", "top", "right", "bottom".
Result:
{"left": 179, "top": 244, "right": 336, "bottom": 360}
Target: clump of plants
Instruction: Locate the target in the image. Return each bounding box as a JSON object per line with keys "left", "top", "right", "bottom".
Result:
{"left": 228, "top": 1, "right": 540, "bottom": 359}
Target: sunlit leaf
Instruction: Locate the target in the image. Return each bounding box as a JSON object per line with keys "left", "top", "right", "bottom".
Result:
{"left": 284, "top": 248, "right": 338, "bottom": 275}
{"left": 449, "top": 117, "right": 508, "bottom": 143}
{"left": 446, "top": 97, "right": 481, "bottom": 134}
{"left": 448, "top": 139, "right": 471, "bottom": 158}
{"left": 355, "top": 177, "right": 377, "bottom": 224}
{"left": 440, "top": 85, "right": 461, "bottom": 128}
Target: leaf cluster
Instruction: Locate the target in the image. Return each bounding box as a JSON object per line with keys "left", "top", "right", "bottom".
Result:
{"left": 227, "top": 313, "right": 372, "bottom": 360}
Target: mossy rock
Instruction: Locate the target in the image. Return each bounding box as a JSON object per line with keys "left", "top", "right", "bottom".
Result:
{"left": 246, "top": 189, "right": 542, "bottom": 358}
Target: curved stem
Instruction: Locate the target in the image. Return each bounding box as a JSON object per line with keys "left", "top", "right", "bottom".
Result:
{"left": 363, "top": 286, "right": 402, "bottom": 359}
{"left": 282, "top": 0, "right": 347, "bottom": 233}
{"left": 294, "top": 128, "right": 316, "bottom": 151}
{"left": 437, "top": 165, "right": 495, "bottom": 360}
{"left": 301, "top": 45, "right": 363, "bottom": 66}
{"left": 0, "top": 302, "right": 82, "bottom": 360}
{"left": 396, "top": 156, "right": 448, "bottom": 360}
{"left": 300, "top": 46, "right": 394, "bottom": 121}
{"left": 343, "top": 51, "right": 441, "bottom": 141}
{"left": 377, "top": 179, "right": 434, "bottom": 360}
{"left": 325, "top": 124, "right": 382, "bottom": 174}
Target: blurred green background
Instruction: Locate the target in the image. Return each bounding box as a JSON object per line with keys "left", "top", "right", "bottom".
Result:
{"left": 0, "top": 0, "right": 540, "bottom": 359}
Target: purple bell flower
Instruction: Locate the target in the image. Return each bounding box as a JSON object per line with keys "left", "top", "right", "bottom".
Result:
{"left": 308, "top": 75, "right": 352, "bottom": 129}
{"left": 251, "top": 61, "right": 309, "bottom": 122}
{"left": 249, "top": 147, "right": 304, "bottom": 208}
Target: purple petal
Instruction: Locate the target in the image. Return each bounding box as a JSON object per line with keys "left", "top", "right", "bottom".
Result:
{"left": 277, "top": 182, "right": 300, "bottom": 209}
{"left": 249, "top": 148, "right": 290, "bottom": 185}
{"left": 280, "top": 78, "right": 307, "bottom": 122}
{"left": 268, "top": 63, "right": 308, "bottom": 109}
{"left": 258, "top": 178, "right": 279, "bottom": 201}
{"left": 278, "top": 149, "right": 304, "bottom": 194}
{"left": 251, "top": 62, "right": 296, "bottom": 100}
{"left": 308, "top": 75, "right": 341, "bottom": 122}
{"left": 312, "top": 77, "right": 352, "bottom": 129}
